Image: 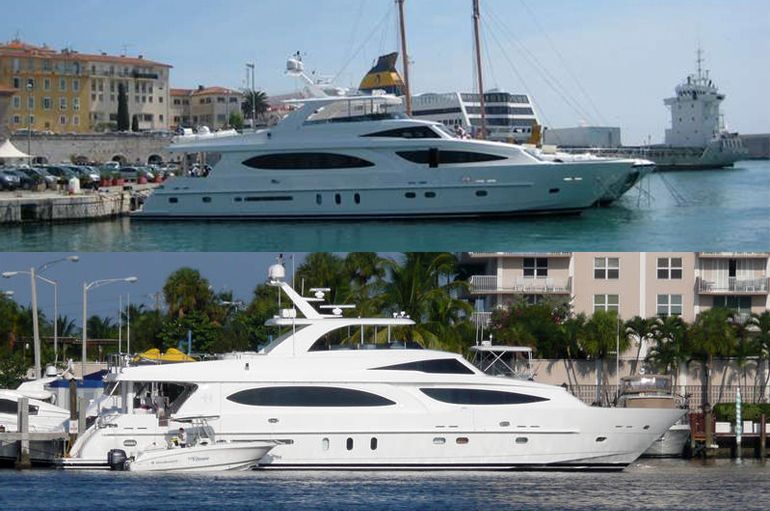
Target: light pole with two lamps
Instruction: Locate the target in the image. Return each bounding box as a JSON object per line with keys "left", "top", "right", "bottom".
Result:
{"left": 2, "top": 255, "right": 79, "bottom": 379}
{"left": 82, "top": 277, "right": 138, "bottom": 377}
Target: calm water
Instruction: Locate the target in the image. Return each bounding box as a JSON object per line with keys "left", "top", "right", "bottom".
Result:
{"left": 1, "top": 460, "right": 769, "bottom": 510}
{"left": 2, "top": 160, "right": 768, "bottom": 252}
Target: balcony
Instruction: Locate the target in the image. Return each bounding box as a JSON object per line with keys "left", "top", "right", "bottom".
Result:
{"left": 466, "top": 252, "right": 572, "bottom": 259}
{"left": 133, "top": 70, "right": 159, "bottom": 80}
{"left": 697, "top": 276, "right": 769, "bottom": 294}
{"left": 697, "top": 252, "right": 769, "bottom": 259}
{"left": 468, "top": 275, "right": 572, "bottom": 294}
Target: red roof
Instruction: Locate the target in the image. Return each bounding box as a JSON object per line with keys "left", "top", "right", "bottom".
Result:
{"left": 172, "top": 86, "right": 242, "bottom": 96}
{"left": 0, "top": 39, "right": 171, "bottom": 68}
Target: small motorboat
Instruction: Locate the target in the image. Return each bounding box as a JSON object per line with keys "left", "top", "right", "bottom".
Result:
{"left": 108, "top": 417, "right": 275, "bottom": 472}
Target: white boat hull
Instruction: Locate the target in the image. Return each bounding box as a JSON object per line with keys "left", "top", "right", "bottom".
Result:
{"left": 641, "top": 423, "right": 690, "bottom": 458}
{"left": 127, "top": 442, "right": 274, "bottom": 472}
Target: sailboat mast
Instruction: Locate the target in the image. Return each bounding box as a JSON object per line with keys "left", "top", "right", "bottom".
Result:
{"left": 397, "top": 0, "right": 412, "bottom": 115}
{"left": 472, "top": 0, "right": 486, "bottom": 139}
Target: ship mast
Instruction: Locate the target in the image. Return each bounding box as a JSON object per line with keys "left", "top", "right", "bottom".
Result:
{"left": 472, "top": 0, "right": 487, "bottom": 139}
{"left": 397, "top": 0, "right": 412, "bottom": 115}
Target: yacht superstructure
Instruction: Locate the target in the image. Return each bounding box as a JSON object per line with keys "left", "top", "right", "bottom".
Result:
{"left": 65, "top": 265, "right": 683, "bottom": 470}
{"left": 134, "top": 95, "right": 648, "bottom": 219}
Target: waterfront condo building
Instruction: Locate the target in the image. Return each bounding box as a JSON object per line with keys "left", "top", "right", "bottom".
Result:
{"left": 0, "top": 39, "right": 171, "bottom": 134}
{"left": 170, "top": 86, "right": 244, "bottom": 130}
{"left": 463, "top": 252, "right": 770, "bottom": 324}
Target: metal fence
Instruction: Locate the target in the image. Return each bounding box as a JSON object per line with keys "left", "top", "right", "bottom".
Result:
{"left": 566, "top": 384, "right": 768, "bottom": 410}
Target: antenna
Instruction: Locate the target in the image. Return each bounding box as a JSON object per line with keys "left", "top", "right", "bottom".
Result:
{"left": 696, "top": 46, "right": 704, "bottom": 80}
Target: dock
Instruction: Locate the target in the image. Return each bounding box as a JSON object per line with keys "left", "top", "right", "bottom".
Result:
{"left": 0, "top": 397, "right": 68, "bottom": 468}
{"left": 0, "top": 186, "right": 154, "bottom": 224}
{"left": 690, "top": 413, "right": 769, "bottom": 459}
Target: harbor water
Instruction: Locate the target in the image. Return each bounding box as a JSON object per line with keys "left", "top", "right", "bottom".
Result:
{"left": 1, "top": 160, "right": 768, "bottom": 252}
{"left": 2, "top": 460, "right": 769, "bottom": 511}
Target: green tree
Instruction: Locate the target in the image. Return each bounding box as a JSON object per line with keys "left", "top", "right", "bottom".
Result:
{"left": 131, "top": 114, "right": 140, "bottom": 132}
{"left": 0, "top": 349, "right": 28, "bottom": 388}
{"left": 750, "top": 311, "right": 770, "bottom": 400}
{"left": 295, "top": 253, "right": 348, "bottom": 304}
{"left": 646, "top": 315, "right": 690, "bottom": 379}
{"left": 623, "top": 316, "right": 656, "bottom": 374}
{"left": 117, "top": 82, "right": 129, "bottom": 131}
{"left": 689, "top": 307, "right": 737, "bottom": 414}
{"left": 163, "top": 267, "right": 215, "bottom": 319}
{"left": 581, "top": 310, "right": 627, "bottom": 404}
{"left": 228, "top": 111, "right": 244, "bottom": 130}
{"left": 158, "top": 310, "right": 221, "bottom": 353}
{"left": 241, "top": 89, "right": 269, "bottom": 122}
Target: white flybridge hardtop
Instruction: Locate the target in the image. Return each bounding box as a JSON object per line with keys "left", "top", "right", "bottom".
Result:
{"left": 133, "top": 94, "right": 649, "bottom": 219}
{"left": 65, "top": 264, "right": 684, "bottom": 471}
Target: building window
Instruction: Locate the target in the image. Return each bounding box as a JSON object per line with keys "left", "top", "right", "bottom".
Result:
{"left": 13, "top": 96, "right": 21, "bottom": 109}
{"left": 657, "top": 257, "right": 683, "bottom": 279}
{"left": 73, "top": 79, "right": 79, "bottom": 92}
{"left": 593, "top": 294, "right": 619, "bottom": 313}
{"left": 523, "top": 257, "right": 548, "bottom": 278}
{"left": 73, "top": 98, "right": 80, "bottom": 111}
{"left": 594, "top": 257, "right": 619, "bottom": 279}
{"left": 73, "top": 115, "right": 79, "bottom": 126}
{"left": 59, "top": 78, "right": 67, "bottom": 92}
{"left": 59, "top": 115, "right": 66, "bottom": 125}
{"left": 12, "top": 115, "right": 20, "bottom": 124}
{"left": 42, "top": 97, "right": 52, "bottom": 110}
{"left": 657, "top": 294, "right": 682, "bottom": 317}
{"left": 713, "top": 296, "right": 752, "bottom": 315}
{"left": 59, "top": 97, "right": 67, "bottom": 111}
{"left": 27, "top": 96, "right": 35, "bottom": 110}
{"left": 43, "top": 78, "right": 51, "bottom": 91}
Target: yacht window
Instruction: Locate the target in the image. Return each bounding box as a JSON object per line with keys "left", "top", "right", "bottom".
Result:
{"left": 346, "top": 438, "right": 354, "bottom": 451}
{"left": 244, "top": 196, "right": 293, "bottom": 202}
{"left": 0, "top": 399, "right": 39, "bottom": 415}
{"left": 475, "top": 190, "right": 488, "bottom": 197}
{"left": 361, "top": 126, "right": 439, "bottom": 139}
{"left": 433, "top": 437, "right": 446, "bottom": 445}
{"left": 396, "top": 150, "right": 506, "bottom": 165}
{"left": 322, "top": 437, "right": 329, "bottom": 451}
{"left": 354, "top": 193, "right": 361, "bottom": 204}
{"left": 242, "top": 153, "right": 375, "bottom": 170}
{"left": 168, "top": 197, "right": 178, "bottom": 203}
{"left": 405, "top": 192, "right": 416, "bottom": 199}
{"left": 419, "top": 388, "right": 548, "bottom": 405}
{"left": 515, "top": 437, "right": 528, "bottom": 444}
{"left": 372, "top": 359, "right": 475, "bottom": 375}
{"left": 370, "top": 437, "right": 378, "bottom": 450}
{"left": 202, "top": 196, "right": 211, "bottom": 203}
{"left": 334, "top": 193, "right": 341, "bottom": 205}
{"left": 424, "top": 191, "right": 436, "bottom": 198}
{"left": 316, "top": 194, "right": 322, "bottom": 205}
{"left": 227, "top": 386, "right": 396, "bottom": 407}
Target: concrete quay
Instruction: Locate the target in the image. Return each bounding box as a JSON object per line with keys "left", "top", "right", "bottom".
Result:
{"left": 0, "top": 185, "right": 155, "bottom": 224}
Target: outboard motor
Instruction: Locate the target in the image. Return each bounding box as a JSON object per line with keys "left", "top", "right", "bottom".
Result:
{"left": 107, "top": 449, "right": 128, "bottom": 471}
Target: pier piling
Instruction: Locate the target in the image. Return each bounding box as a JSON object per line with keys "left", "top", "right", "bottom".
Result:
{"left": 14, "top": 397, "right": 31, "bottom": 470}
{"left": 761, "top": 414, "right": 767, "bottom": 460}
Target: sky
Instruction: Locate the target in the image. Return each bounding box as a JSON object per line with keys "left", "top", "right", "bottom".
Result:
{"left": 0, "top": 252, "right": 301, "bottom": 327}
{"left": 1, "top": 0, "right": 768, "bottom": 144}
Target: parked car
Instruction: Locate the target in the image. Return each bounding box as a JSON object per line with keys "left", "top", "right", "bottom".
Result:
{"left": 2, "top": 168, "right": 36, "bottom": 189}
{"left": 0, "top": 169, "right": 21, "bottom": 190}
{"left": 25, "top": 166, "right": 58, "bottom": 188}
{"left": 118, "top": 166, "right": 155, "bottom": 181}
{"left": 62, "top": 165, "right": 100, "bottom": 188}
{"left": 43, "top": 165, "right": 78, "bottom": 183}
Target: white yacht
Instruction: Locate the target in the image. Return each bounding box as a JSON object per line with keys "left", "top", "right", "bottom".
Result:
{"left": 134, "top": 95, "right": 650, "bottom": 219}
{"left": 0, "top": 389, "right": 70, "bottom": 433}
{"left": 64, "top": 264, "right": 683, "bottom": 471}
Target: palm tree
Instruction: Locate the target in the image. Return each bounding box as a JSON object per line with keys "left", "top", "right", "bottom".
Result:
{"left": 749, "top": 310, "right": 770, "bottom": 401}
{"left": 295, "top": 253, "right": 348, "bottom": 303}
{"left": 646, "top": 315, "right": 690, "bottom": 381}
{"left": 163, "top": 267, "right": 215, "bottom": 319}
{"left": 689, "top": 307, "right": 737, "bottom": 416}
{"left": 581, "top": 310, "right": 628, "bottom": 405}
{"left": 241, "top": 89, "right": 269, "bottom": 122}
{"left": 623, "top": 316, "right": 655, "bottom": 374}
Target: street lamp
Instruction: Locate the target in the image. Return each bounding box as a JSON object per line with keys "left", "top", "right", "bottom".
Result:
{"left": 82, "top": 276, "right": 138, "bottom": 377}
{"left": 2, "top": 255, "right": 79, "bottom": 379}
{"left": 246, "top": 62, "right": 256, "bottom": 129}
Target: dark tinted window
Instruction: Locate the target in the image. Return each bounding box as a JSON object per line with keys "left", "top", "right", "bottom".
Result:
{"left": 0, "top": 399, "right": 39, "bottom": 415}
{"left": 227, "top": 386, "right": 396, "bottom": 407}
{"left": 420, "top": 388, "right": 548, "bottom": 405}
{"left": 397, "top": 150, "right": 506, "bottom": 165}
{"left": 373, "top": 359, "right": 474, "bottom": 375}
{"left": 362, "top": 126, "right": 439, "bottom": 139}
{"left": 242, "top": 153, "right": 374, "bottom": 170}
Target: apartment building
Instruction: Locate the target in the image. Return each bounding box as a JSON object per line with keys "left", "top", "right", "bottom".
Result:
{"left": 0, "top": 39, "right": 171, "bottom": 133}
{"left": 171, "top": 86, "right": 243, "bottom": 130}
{"left": 464, "top": 252, "right": 770, "bottom": 323}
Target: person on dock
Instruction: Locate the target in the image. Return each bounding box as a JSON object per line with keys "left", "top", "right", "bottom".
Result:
{"left": 178, "top": 427, "right": 187, "bottom": 448}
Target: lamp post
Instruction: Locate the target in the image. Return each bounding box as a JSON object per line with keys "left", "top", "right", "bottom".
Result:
{"left": 246, "top": 62, "right": 256, "bottom": 129}
{"left": 82, "top": 277, "right": 138, "bottom": 377}
{"left": 2, "top": 255, "right": 79, "bottom": 379}
{"left": 26, "top": 81, "right": 32, "bottom": 167}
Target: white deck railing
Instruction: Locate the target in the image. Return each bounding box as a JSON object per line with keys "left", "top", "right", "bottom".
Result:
{"left": 697, "top": 276, "right": 769, "bottom": 293}
{"left": 469, "top": 275, "right": 571, "bottom": 294}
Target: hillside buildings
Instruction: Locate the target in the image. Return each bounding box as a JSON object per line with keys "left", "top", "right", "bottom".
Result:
{"left": 462, "top": 252, "right": 770, "bottom": 324}
{"left": 170, "top": 86, "right": 244, "bottom": 130}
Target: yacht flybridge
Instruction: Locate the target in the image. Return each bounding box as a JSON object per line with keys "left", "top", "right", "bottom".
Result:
{"left": 134, "top": 95, "right": 649, "bottom": 219}
{"left": 64, "top": 264, "right": 683, "bottom": 470}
